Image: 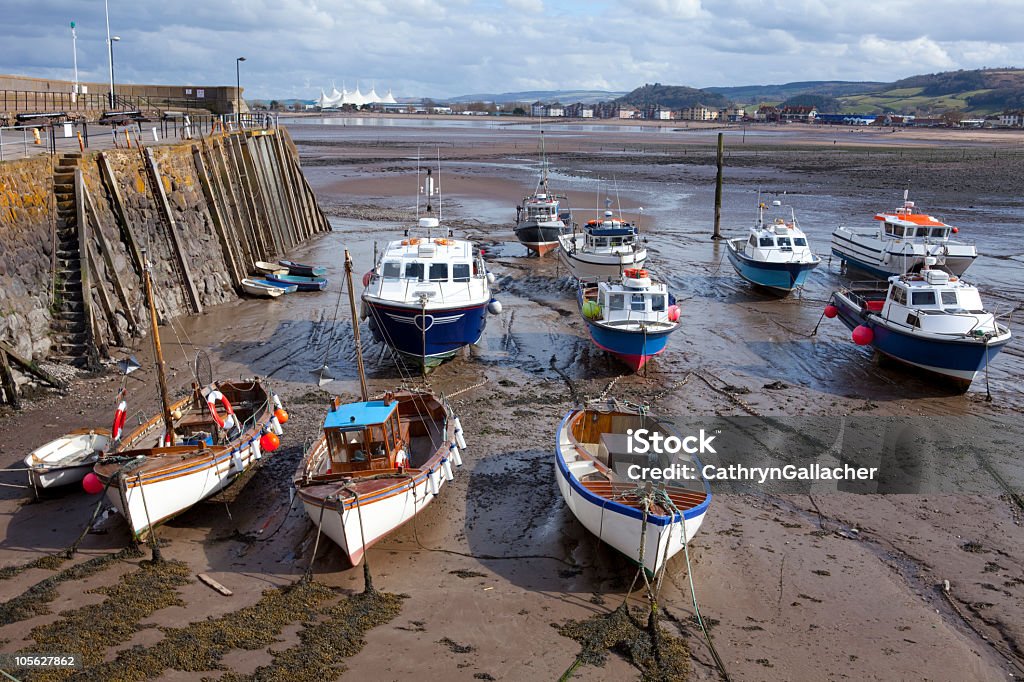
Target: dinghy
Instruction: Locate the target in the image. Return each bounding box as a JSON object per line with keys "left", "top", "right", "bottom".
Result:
{"left": 555, "top": 399, "right": 711, "bottom": 574}
{"left": 266, "top": 273, "right": 329, "bottom": 292}
{"left": 92, "top": 256, "right": 286, "bottom": 540}
{"left": 251, "top": 278, "right": 298, "bottom": 294}
{"left": 294, "top": 250, "right": 467, "bottom": 566}
{"left": 24, "top": 428, "right": 111, "bottom": 489}
{"left": 255, "top": 261, "right": 289, "bottom": 275}
{"left": 279, "top": 259, "right": 327, "bottom": 277}
{"left": 241, "top": 278, "right": 285, "bottom": 298}
{"left": 826, "top": 257, "right": 1011, "bottom": 390}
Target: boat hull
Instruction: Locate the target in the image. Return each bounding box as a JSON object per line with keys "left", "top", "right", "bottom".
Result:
{"left": 727, "top": 241, "right": 819, "bottom": 293}
{"left": 832, "top": 293, "right": 1009, "bottom": 388}
{"left": 24, "top": 430, "right": 109, "bottom": 489}
{"left": 515, "top": 221, "right": 562, "bottom": 255}
{"left": 554, "top": 411, "right": 709, "bottom": 574}
{"left": 266, "top": 274, "right": 328, "bottom": 292}
{"left": 365, "top": 299, "right": 489, "bottom": 368}
{"left": 831, "top": 230, "right": 976, "bottom": 279}
{"left": 582, "top": 319, "right": 674, "bottom": 371}
{"left": 558, "top": 236, "right": 647, "bottom": 281}
{"left": 30, "top": 462, "right": 96, "bottom": 489}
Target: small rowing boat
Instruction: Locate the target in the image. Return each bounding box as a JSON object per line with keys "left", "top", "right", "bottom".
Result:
{"left": 241, "top": 278, "right": 286, "bottom": 298}
{"left": 251, "top": 278, "right": 299, "bottom": 294}
{"left": 24, "top": 428, "right": 111, "bottom": 489}
{"left": 279, "top": 259, "right": 327, "bottom": 277}
{"left": 555, "top": 399, "right": 711, "bottom": 575}
{"left": 266, "top": 273, "right": 329, "bottom": 292}
{"left": 255, "top": 261, "right": 289, "bottom": 276}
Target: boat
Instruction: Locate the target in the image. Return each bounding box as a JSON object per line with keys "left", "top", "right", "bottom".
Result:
{"left": 241, "top": 278, "right": 286, "bottom": 298}
{"left": 24, "top": 428, "right": 110, "bottom": 489}
{"left": 831, "top": 190, "right": 977, "bottom": 278}
{"left": 555, "top": 399, "right": 711, "bottom": 575}
{"left": 362, "top": 167, "right": 500, "bottom": 370}
{"left": 279, "top": 259, "right": 327, "bottom": 277}
{"left": 558, "top": 209, "right": 647, "bottom": 281}
{"left": 514, "top": 133, "right": 572, "bottom": 255}
{"left": 251, "top": 278, "right": 299, "bottom": 294}
{"left": 726, "top": 197, "right": 821, "bottom": 294}
{"left": 578, "top": 268, "right": 681, "bottom": 372}
{"left": 255, "top": 261, "right": 289, "bottom": 276}
{"left": 825, "top": 257, "right": 1011, "bottom": 390}
{"left": 293, "top": 250, "right": 466, "bottom": 567}
{"left": 92, "top": 256, "right": 286, "bottom": 540}
{"left": 266, "top": 273, "right": 329, "bottom": 292}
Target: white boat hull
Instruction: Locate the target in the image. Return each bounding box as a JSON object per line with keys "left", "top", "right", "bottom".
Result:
{"left": 300, "top": 468, "right": 450, "bottom": 566}
{"left": 557, "top": 234, "right": 647, "bottom": 281}
{"left": 831, "top": 227, "right": 976, "bottom": 278}
{"left": 30, "top": 463, "right": 95, "bottom": 489}
{"left": 24, "top": 430, "right": 109, "bottom": 489}
{"left": 105, "top": 435, "right": 265, "bottom": 538}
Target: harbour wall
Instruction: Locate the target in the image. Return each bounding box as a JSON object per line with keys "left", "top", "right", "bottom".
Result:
{"left": 0, "top": 127, "right": 330, "bottom": 393}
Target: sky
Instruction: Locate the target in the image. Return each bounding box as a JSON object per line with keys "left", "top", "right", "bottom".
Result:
{"left": 1, "top": 0, "right": 1022, "bottom": 101}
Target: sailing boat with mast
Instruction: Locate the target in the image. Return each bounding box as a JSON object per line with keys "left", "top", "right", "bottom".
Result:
{"left": 92, "top": 253, "right": 287, "bottom": 540}
{"left": 514, "top": 132, "right": 573, "bottom": 255}
{"left": 294, "top": 249, "right": 467, "bottom": 567}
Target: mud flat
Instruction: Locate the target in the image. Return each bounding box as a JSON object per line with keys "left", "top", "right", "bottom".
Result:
{"left": 1, "top": 119, "right": 1022, "bottom": 680}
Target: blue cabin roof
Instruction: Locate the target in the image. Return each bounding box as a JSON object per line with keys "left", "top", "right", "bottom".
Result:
{"left": 323, "top": 400, "right": 397, "bottom": 431}
{"left": 588, "top": 227, "right": 635, "bottom": 236}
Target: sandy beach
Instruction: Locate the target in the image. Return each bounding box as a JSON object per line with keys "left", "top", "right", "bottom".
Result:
{"left": 1, "top": 117, "right": 1022, "bottom": 681}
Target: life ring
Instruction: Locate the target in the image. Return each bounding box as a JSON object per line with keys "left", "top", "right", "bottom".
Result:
{"left": 206, "top": 390, "right": 237, "bottom": 430}
{"left": 587, "top": 219, "right": 597, "bottom": 226}
{"left": 623, "top": 267, "right": 639, "bottom": 278}
{"left": 408, "top": 237, "right": 420, "bottom": 246}
{"left": 435, "top": 238, "right": 449, "bottom": 246}
{"left": 111, "top": 398, "right": 127, "bottom": 441}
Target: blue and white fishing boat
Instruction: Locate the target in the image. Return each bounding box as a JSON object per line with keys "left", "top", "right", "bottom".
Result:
{"left": 831, "top": 190, "right": 977, "bottom": 278}
{"left": 826, "top": 258, "right": 1011, "bottom": 390}
{"left": 558, "top": 209, "right": 647, "bottom": 281}
{"left": 578, "top": 268, "right": 680, "bottom": 372}
{"left": 555, "top": 399, "right": 711, "bottom": 575}
{"left": 726, "top": 198, "right": 820, "bottom": 294}
{"left": 362, "top": 168, "right": 500, "bottom": 370}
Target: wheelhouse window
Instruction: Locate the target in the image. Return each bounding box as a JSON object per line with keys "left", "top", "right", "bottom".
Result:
{"left": 759, "top": 237, "right": 774, "bottom": 247}
{"left": 429, "top": 263, "right": 448, "bottom": 282}
{"left": 911, "top": 290, "right": 937, "bottom": 306}
{"left": 931, "top": 227, "right": 947, "bottom": 238}
{"left": 630, "top": 293, "right": 646, "bottom": 312}
{"left": 405, "top": 262, "right": 425, "bottom": 281}
{"left": 382, "top": 261, "right": 401, "bottom": 279}
{"left": 793, "top": 237, "right": 807, "bottom": 246}
{"left": 940, "top": 291, "right": 958, "bottom": 306}
{"left": 777, "top": 237, "right": 792, "bottom": 248}
{"left": 608, "top": 294, "right": 624, "bottom": 311}
{"left": 452, "top": 264, "right": 471, "bottom": 282}
{"left": 748, "top": 235, "right": 757, "bottom": 247}
{"left": 650, "top": 295, "right": 666, "bottom": 312}
{"left": 891, "top": 286, "right": 907, "bottom": 305}
{"left": 884, "top": 222, "right": 894, "bottom": 235}
{"left": 892, "top": 224, "right": 905, "bottom": 237}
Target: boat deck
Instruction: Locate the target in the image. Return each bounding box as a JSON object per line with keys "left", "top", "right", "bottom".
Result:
{"left": 579, "top": 477, "right": 707, "bottom": 515}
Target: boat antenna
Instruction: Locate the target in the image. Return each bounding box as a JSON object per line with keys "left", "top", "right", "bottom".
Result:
{"left": 436, "top": 148, "right": 442, "bottom": 225}
{"left": 142, "top": 248, "right": 176, "bottom": 446}
{"left": 344, "top": 249, "right": 369, "bottom": 401}
{"left": 414, "top": 148, "right": 421, "bottom": 224}
{"left": 540, "top": 127, "right": 549, "bottom": 194}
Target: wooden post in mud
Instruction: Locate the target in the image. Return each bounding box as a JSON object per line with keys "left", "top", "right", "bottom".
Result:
{"left": 344, "top": 249, "right": 369, "bottom": 402}
{"left": 712, "top": 132, "right": 724, "bottom": 240}
{"left": 0, "top": 349, "right": 20, "bottom": 410}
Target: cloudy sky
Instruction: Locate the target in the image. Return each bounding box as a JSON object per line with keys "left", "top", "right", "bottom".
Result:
{"left": 2, "top": 0, "right": 1021, "bottom": 100}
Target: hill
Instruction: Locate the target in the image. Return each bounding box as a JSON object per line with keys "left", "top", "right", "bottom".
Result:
{"left": 706, "top": 80, "right": 883, "bottom": 103}
{"left": 446, "top": 90, "right": 624, "bottom": 104}
{"left": 616, "top": 83, "right": 730, "bottom": 109}
{"left": 837, "top": 68, "right": 1024, "bottom": 115}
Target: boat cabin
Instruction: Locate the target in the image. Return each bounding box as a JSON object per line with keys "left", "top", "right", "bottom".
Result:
{"left": 322, "top": 397, "right": 408, "bottom": 473}
{"left": 583, "top": 272, "right": 675, "bottom": 328}
{"left": 523, "top": 193, "right": 560, "bottom": 222}
{"left": 875, "top": 203, "right": 953, "bottom": 241}
{"left": 879, "top": 269, "right": 993, "bottom": 334}
{"left": 583, "top": 212, "right": 639, "bottom": 252}
{"left": 376, "top": 236, "right": 481, "bottom": 286}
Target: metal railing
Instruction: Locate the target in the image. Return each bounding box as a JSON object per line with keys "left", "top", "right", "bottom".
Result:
{"left": 1, "top": 89, "right": 237, "bottom": 119}
{"left": 0, "top": 112, "right": 278, "bottom": 162}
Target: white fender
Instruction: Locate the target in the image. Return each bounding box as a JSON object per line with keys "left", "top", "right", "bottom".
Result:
{"left": 231, "top": 449, "right": 244, "bottom": 473}
{"left": 449, "top": 444, "right": 462, "bottom": 467}
{"left": 272, "top": 393, "right": 284, "bottom": 411}
{"left": 270, "top": 416, "right": 283, "bottom": 436}
{"left": 453, "top": 416, "right": 467, "bottom": 449}
{"left": 441, "top": 457, "right": 454, "bottom": 481}
{"left": 252, "top": 437, "right": 262, "bottom": 460}
{"left": 427, "top": 469, "right": 439, "bottom": 496}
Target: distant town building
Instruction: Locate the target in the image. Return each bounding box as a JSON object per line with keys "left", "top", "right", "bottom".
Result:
{"left": 679, "top": 106, "right": 719, "bottom": 121}
{"left": 566, "top": 103, "right": 594, "bottom": 118}
{"left": 999, "top": 111, "right": 1023, "bottom": 127}
{"left": 779, "top": 105, "right": 817, "bottom": 123}
{"left": 617, "top": 104, "right": 639, "bottom": 119}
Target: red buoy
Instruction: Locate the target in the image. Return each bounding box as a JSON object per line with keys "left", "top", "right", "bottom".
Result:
{"left": 667, "top": 305, "right": 680, "bottom": 323}
{"left": 852, "top": 325, "right": 874, "bottom": 346}
{"left": 824, "top": 304, "right": 838, "bottom": 319}
{"left": 82, "top": 472, "right": 104, "bottom": 494}
{"left": 362, "top": 271, "right": 373, "bottom": 287}
{"left": 951, "top": 227, "right": 959, "bottom": 234}
{"left": 274, "top": 408, "right": 289, "bottom": 425}
{"left": 260, "top": 432, "right": 281, "bottom": 452}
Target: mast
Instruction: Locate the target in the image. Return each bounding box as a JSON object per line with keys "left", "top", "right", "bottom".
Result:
{"left": 539, "top": 129, "right": 549, "bottom": 194}
{"left": 142, "top": 252, "right": 175, "bottom": 446}
{"left": 344, "top": 249, "right": 369, "bottom": 401}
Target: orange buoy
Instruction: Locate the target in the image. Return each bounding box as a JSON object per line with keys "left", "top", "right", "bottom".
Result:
{"left": 274, "top": 408, "right": 289, "bottom": 425}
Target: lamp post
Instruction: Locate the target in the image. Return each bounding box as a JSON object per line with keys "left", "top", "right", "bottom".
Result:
{"left": 104, "top": 0, "right": 115, "bottom": 108}
{"left": 109, "top": 36, "right": 121, "bottom": 109}
{"left": 236, "top": 57, "right": 246, "bottom": 126}
{"left": 70, "top": 21, "right": 78, "bottom": 104}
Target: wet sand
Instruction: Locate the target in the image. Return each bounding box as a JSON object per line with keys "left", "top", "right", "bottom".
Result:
{"left": 1, "top": 119, "right": 1023, "bottom": 681}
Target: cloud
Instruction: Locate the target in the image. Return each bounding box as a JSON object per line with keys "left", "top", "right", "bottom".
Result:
{"left": 0, "top": 1, "right": 1020, "bottom": 99}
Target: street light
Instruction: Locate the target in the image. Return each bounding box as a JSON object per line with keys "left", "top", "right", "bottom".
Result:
{"left": 236, "top": 57, "right": 246, "bottom": 126}
{"left": 104, "top": 0, "right": 115, "bottom": 109}
{"left": 109, "top": 36, "right": 121, "bottom": 108}
{"left": 70, "top": 21, "right": 78, "bottom": 103}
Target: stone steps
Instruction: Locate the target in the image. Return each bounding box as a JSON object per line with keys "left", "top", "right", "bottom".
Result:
{"left": 49, "top": 152, "right": 91, "bottom": 364}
